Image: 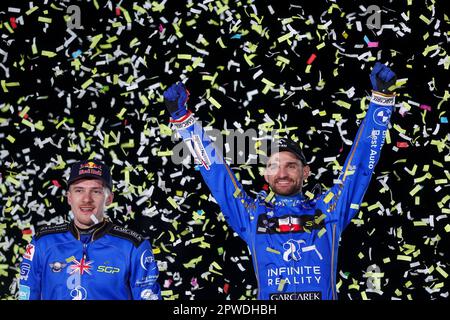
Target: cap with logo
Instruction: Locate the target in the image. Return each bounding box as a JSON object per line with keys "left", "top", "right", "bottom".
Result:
{"left": 67, "top": 160, "right": 112, "bottom": 190}
{"left": 268, "top": 138, "right": 307, "bottom": 165}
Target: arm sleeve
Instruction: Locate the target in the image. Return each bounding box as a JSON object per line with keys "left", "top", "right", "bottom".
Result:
{"left": 18, "top": 239, "right": 42, "bottom": 300}
{"left": 130, "top": 240, "right": 161, "bottom": 300}
{"left": 318, "top": 91, "right": 395, "bottom": 230}
{"left": 171, "top": 112, "right": 255, "bottom": 244}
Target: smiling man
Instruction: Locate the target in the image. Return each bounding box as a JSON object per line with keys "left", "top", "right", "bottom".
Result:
{"left": 164, "top": 62, "right": 397, "bottom": 300}
{"left": 18, "top": 160, "right": 161, "bottom": 300}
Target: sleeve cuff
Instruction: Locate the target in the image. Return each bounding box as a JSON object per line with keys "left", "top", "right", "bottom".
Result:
{"left": 371, "top": 90, "right": 396, "bottom": 106}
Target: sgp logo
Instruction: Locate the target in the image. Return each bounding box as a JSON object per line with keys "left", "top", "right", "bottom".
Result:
{"left": 97, "top": 266, "right": 120, "bottom": 274}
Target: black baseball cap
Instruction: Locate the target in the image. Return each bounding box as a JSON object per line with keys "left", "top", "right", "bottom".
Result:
{"left": 67, "top": 160, "right": 112, "bottom": 190}
{"left": 267, "top": 138, "right": 307, "bottom": 165}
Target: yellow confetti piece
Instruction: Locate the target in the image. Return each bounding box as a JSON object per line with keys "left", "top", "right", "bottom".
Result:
{"left": 335, "top": 100, "right": 351, "bottom": 109}
{"left": 116, "top": 107, "right": 127, "bottom": 120}
{"left": 38, "top": 16, "right": 52, "bottom": 23}
{"left": 208, "top": 96, "right": 221, "bottom": 109}
{"left": 445, "top": 225, "right": 450, "bottom": 232}
{"left": 21, "top": 118, "right": 35, "bottom": 130}
{"left": 383, "top": 257, "right": 391, "bottom": 264}
{"left": 397, "top": 255, "right": 412, "bottom": 262}
{"left": 277, "top": 279, "right": 286, "bottom": 291}
{"left": 66, "top": 256, "right": 75, "bottom": 263}
{"left": 41, "top": 50, "right": 57, "bottom": 58}
{"left": 6, "top": 135, "right": 15, "bottom": 143}
{"left": 305, "top": 64, "right": 312, "bottom": 73}
{"left": 266, "top": 247, "right": 280, "bottom": 254}
{"left": 323, "top": 192, "right": 334, "bottom": 204}
{"left": 436, "top": 266, "right": 448, "bottom": 278}
{"left": 81, "top": 78, "right": 94, "bottom": 90}
{"left": 167, "top": 196, "right": 178, "bottom": 209}
{"left": 277, "top": 32, "right": 293, "bottom": 43}
{"left": 419, "top": 14, "right": 431, "bottom": 25}
{"left": 409, "top": 184, "right": 423, "bottom": 196}
{"left": 393, "top": 123, "right": 406, "bottom": 134}
{"left": 305, "top": 191, "right": 314, "bottom": 200}
{"left": 82, "top": 122, "right": 94, "bottom": 131}
{"left": 317, "top": 228, "right": 327, "bottom": 238}
{"left": 89, "top": 34, "right": 103, "bottom": 49}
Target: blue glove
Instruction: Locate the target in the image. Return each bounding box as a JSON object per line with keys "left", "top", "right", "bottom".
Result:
{"left": 370, "top": 62, "right": 397, "bottom": 94}
{"left": 163, "top": 83, "right": 190, "bottom": 119}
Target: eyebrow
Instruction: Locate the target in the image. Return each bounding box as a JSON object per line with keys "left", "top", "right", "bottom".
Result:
{"left": 267, "top": 161, "right": 300, "bottom": 167}
{"left": 71, "top": 186, "right": 104, "bottom": 191}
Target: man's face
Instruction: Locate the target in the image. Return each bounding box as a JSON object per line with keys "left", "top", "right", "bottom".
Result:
{"left": 264, "top": 151, "right": 310, "bottom": 196}
{"left": 67, "top": 178, "right": 113, "bottom": 229}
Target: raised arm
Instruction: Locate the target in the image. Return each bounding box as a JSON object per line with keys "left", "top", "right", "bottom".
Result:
{"left": 163, "top": 84, "right": 255, "bottom": 244}
{"left": 319, "top": 62, "right": 397, "bottom": 229}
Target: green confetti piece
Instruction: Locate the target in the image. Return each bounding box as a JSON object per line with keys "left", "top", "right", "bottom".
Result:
{"left": 81, "top": 78, "right": 94, "bottom": 90}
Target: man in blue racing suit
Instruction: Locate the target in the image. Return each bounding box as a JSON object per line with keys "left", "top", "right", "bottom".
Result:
{"left": 18, "top": 160, "right": 161, "bottom": 300}
{"left": 163, "top": 62, "right": 397, "bottom": 300}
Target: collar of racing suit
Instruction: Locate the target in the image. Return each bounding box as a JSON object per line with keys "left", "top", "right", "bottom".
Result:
{"left": 273, "top": 193, "right": 305, "bottom": 207}
{"left": 68, "top": 219, "right": 113, "bottom": 241}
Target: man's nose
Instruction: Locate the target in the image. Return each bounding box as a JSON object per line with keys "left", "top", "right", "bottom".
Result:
{"left": 276, "top": 166, "right": 288, "bottom": 177}
{"left": 81, "top": 192, "right": 93, "bottom": 202}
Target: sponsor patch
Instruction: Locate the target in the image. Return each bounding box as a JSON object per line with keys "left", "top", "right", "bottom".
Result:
{"left": 141, "top": 289, "right": 159, "bottom": 300}
{"left": 171, "top": 113, "right": 195, "bottom": 130}
{"left": 18, "top": 285, "right": 30, "bottom": 300}
{"left": 20, "top": 263, "right": 31, "bottom": 281}
{"left": 191, "top": 134, "right": 211, "bottom": 170}
{"left": 270, "top": 291, "right": 322, "bottom": 300}
{"left": 49, "top": 261, "right": 67, "bottom": 273}
{"left": 371, "top": 93, "right": 395, "bottom": 107}
{"left": 140, "top": 249, "right": 155, "bottom": 271}
{"left": 23, "top": 244, "right": 35, "bottom": 261}
{"left": 373, "top": 107, "right": 392, "bottom": 126}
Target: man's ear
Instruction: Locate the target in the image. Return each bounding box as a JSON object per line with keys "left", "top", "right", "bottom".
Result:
{"left": 303, "top": 165, "right": 311, "bottom": 181}
{"left": 67, "top": 190, "right": 72, "bottom": 206}
{"left": 264, "top": 169, "right": 269, "bottom": 184}
{"left": 105, "top": 192, "right": 114, "bottom": 206}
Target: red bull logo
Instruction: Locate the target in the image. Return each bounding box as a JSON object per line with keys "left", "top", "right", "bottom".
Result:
{"left": 78, "top": 162, "right": 103, "bottom": 176}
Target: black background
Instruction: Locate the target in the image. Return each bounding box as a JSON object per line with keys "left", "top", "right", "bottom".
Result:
{"left": 0, "top": 0, "right": 448, "bottom": 300}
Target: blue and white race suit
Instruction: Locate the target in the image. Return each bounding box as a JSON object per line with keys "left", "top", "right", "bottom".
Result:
{"left": 18, "top": 220, "right": 161, "bottom": 300}
{"left": 170, "top": 91, "right": 395, "bottom": 300}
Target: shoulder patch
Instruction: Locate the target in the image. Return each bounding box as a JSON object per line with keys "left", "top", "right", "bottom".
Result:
{"left": 35, "top": 223, "right": 69, "bottom": 240}
{"left": 107, "top": 225, "right": 144, "bottom": 247}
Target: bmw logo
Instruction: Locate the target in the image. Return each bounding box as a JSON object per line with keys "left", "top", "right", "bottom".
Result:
{"left": 373, "top": 108, "right": 391, "bottom": 126}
